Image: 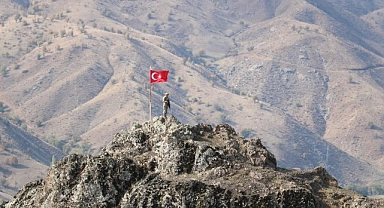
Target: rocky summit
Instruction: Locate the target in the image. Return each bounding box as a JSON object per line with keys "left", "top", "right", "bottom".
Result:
{"left": 3, "top": 116, "right": 384, "bottom": 208}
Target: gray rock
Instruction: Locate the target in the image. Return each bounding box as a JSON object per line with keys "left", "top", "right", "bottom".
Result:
{"left": 4, "top": 116, "right": 384, "bottom": 208}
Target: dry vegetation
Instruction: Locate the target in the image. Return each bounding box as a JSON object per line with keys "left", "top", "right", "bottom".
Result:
{"left": 1, "top": 0, "right": 384, "bottom": 200}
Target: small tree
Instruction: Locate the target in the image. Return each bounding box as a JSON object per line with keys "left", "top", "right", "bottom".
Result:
{"left": 0, "top": 142, "right": 7, "bottom": 153}
{"left": 241, "top": 128, "right": 253, "bottom": 138}
{"left": 214, "top": 104, "right": 223, "bottom": 112}
{"left": 0, "top": 102, "right": 5, "bottom": 113}
{"left": 1, "top": 66, "right": 8, "bottom": 77}
{"left": 51, "top": 155, "right": 56, "bottom": 166}
{"left": 14, "top": 13, "right": 21, "bottom": 22}
{"left": 37, "top": 120, "right": 44, "bottom": 127}
{"left": 81, "top": 142, "right": 91, "bottom": 155}
{"left": 349, "top": 76, "right": 353, "bottom": 83}
{"left": 0, "top": 178, "right": 7, "bottom": 187}
{"left": 368, "top": 122, "right": 374, "bottom": 129}
{"left": 197, "top": 49, "right": 205, "bottom": 57}
{"left": 5, "top": 156, "right": 18, "bottom": 166}
{"left": 10, "top": 156, "right": 18, "bottom": 165}
{"left": 128, "top": 73, "right": 135, "bottom": 80}
{"left": 60, "top": 29, "right": 66, "bottom": 37}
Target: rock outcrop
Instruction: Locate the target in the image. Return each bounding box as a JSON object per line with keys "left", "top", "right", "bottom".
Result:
{"left": 3, "top": 116, "right": 384, "bottom": 207}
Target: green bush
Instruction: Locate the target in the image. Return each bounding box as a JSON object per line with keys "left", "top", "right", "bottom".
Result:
{"left": 37, "top": 120, "right": 44, "bottom": 127}
{"left": 214, "top": 104, "right": 223, "bottom": 112}
{"left": 231, "top": 88, "right": 240, "bottom": 95}
{"left": 0, "top": 102, "right": 8, "bottom": 112}
{"left": 0, "top": 178, "right": 6, "bottom": 187}
{"left": 12, "top": 115, "right": 23, "bottom": 126}
{"left": 220, "top": 114, "right": 230, "bottom": 123}
{"left": 1, "top": 66, "right": 8, "bottom": 77}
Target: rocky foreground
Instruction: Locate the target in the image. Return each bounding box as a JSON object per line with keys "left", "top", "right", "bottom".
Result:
{"left": 2, "top": 116, "right": 384, "bottom": 207}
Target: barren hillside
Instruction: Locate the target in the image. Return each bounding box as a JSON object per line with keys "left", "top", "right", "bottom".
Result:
{"left": 1, "top": 0, "right": 384, "bottom": 200}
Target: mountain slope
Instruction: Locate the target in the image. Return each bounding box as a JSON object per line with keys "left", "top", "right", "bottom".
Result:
{"left": 1, "top": 0, "right": 384, "bottom": 197}
{"left": 0, "top": 116, "right": 65, "bottom": 201}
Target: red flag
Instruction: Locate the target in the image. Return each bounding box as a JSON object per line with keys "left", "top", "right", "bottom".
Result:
{"left": 150, "top": 70, "right": 169, "bottom": 83}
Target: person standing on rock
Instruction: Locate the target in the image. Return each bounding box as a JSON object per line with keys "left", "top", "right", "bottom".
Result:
{"left": 163, "top": 92, "right": 171, "bottom": 118}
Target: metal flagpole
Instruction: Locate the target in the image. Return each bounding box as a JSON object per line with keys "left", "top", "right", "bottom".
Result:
{"left": 149, "top": 84, "right": 152, "bottom": 121}
{"left": 149, "top": 66, "right": 152, "bottom": 121}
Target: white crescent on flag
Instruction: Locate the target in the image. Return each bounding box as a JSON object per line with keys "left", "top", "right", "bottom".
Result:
{"left": 151, "top": 72, "right": 158, "bottom": 80}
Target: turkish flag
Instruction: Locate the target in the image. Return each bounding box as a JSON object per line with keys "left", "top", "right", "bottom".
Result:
{"left": 150, "top": 70, "right": 169, "bottom": 83}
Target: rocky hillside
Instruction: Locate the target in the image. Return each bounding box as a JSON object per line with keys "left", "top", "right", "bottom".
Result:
{"left": 3, "top": 116, "right": 384, "bottom": 207}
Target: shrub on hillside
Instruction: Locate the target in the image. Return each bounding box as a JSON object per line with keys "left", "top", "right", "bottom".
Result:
{"left": 0, "top": 142, "right": 7, "bottom": 153}
{"left": 1, "top": 66, "right": 8, "bottom": 77}
{"left": 0, "top": 102, "right": 8, "bottom": 113}
{"left": 4, "top": 156, "right": 18, "bottom": 166}
{"left": 241, "top": 128, "right": 253, "bottom": 138}
{"left": 214, "top": 104, "right": 223, "bottom": 112}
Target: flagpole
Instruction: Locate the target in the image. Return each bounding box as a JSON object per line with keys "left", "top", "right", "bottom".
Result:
{"left": 149, "top": 66, "right": 152, "bottom": 122}
{"left": 149, "top": 84, "right": 152, "bottom": 121}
